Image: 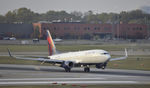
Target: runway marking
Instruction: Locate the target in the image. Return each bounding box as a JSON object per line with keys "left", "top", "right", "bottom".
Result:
{"left": 85, "top": 74, "right": 131, "bottom": 78}
{"left": 0, "top": 81, "right": 138, "bottom": 85}
{"left": 0, "top": 78, "right": 104, "bottom": 81}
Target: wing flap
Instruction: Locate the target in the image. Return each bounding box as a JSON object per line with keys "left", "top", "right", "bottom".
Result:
{"left": 7, "top": 48, "right": 63, "bottom": 63}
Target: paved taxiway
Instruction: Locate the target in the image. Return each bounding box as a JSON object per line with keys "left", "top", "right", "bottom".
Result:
{"left": 0, "top": 64, "right": 150, "bottom": 85}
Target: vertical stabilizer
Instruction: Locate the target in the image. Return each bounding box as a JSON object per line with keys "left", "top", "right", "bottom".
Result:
{"left": 46, "top": 30, "right": 56, "bottom": 56}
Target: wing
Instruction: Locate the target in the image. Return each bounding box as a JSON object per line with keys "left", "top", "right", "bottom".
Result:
{"left": 7, "top": 48, "right": 63, "bottom": 63}
{"left": 110, "top": 48, "right": 128, "bottom": 61}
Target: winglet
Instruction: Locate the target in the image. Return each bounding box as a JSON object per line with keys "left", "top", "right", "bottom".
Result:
{"left": 110, "top": 48, "right": 128, "bottom": 61}
{"left": 125, "top": 48, "right": 128, "bottom": 57}
{"left": 7, "top": 48, "right": 12, "bottom": 57}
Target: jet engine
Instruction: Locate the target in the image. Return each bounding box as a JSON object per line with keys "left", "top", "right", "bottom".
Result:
{"left": 62, "top": 61, "right": 74, "bottom": 68}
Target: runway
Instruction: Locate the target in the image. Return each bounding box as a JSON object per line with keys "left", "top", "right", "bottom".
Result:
{"left": 0, "top": 64, "right": 150, "bottom": 85}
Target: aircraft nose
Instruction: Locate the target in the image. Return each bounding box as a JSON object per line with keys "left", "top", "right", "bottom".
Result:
{"left": 106, "top": 54, "right": 111, "bottom": 59}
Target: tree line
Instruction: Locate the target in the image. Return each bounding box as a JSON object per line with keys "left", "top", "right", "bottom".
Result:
{"left": 0, "top": 7, "right": 150, "bottom": 24}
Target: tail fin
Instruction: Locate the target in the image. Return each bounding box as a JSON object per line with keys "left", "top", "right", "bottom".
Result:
{"left": 46, "top": 30, "right": 56, "bottom": 56}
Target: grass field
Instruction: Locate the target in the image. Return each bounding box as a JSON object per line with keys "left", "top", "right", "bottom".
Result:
{"left": 0, "top": 44, "right": 150, "bottom": 52}
{"left": 108, "top": 55, "right": 150, "bottom": 70}
{"left": 0, "top": 84, "right": 150, "bottom": 88}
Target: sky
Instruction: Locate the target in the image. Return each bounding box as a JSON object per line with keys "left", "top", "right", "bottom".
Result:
{"left": 0, "top": 0, "right": 150, "bottom": 15}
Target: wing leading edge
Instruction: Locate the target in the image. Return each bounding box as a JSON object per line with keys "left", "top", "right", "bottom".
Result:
{"left": 7, "top": 48, "right": 63, "bottom": 63}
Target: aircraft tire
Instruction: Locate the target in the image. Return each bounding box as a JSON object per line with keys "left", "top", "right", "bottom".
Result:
{"left": 84, "top": 67, "right": 90, "bottom": 72}
{"left": 65, "top": 67, "right": 71, "bottom": 72}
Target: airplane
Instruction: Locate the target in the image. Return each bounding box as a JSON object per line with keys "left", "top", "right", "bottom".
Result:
{"left": 8, "top": 30, "right": 128, "bottom": 72}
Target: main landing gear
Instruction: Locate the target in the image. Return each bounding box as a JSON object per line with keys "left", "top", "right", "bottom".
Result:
{"left": 64, "top": 67, "right": 71, "bottom": 72}
{"left": 84, "top": 66, "right": 90, "bottom": 72}
{"left": 64, "top": 65, "right": 91, "bottom": 72}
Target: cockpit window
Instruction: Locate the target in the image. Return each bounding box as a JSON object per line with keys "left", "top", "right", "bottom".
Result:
{"left": 101, "top": 53, "right": 109, "bottom": 55}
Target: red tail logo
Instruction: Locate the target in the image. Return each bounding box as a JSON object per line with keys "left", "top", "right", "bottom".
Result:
{"left": 46, "top": 30, "right": 56, "bottom": 56}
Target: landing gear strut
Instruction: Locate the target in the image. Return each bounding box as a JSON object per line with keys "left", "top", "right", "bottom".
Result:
{"left": 64, "top": 67, "right": 71, "bottom": 72}
{"left": 102, "top": 63, "right": 107, "bottom": 69}
{"left": 84, "top": 67, "right": 90, "bottom": 72}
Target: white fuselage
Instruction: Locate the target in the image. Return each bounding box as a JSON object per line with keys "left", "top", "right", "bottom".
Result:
{"left": 48, "top": 50, "right": 111, "bottom": 64}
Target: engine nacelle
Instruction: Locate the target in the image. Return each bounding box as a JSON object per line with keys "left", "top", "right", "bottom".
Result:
{"left": 62, "top": 61, "right": 74, "bottom": 68}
